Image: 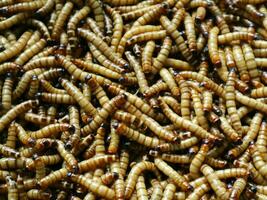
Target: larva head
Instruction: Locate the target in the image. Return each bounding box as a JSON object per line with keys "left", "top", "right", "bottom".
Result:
{"left": 33, "top": 152, "right": 40, "bottom": 160}
{"left": 100, "top": 122, "right": 108, "bottom": 130}
{"left": 6, "top": 72, "right": 13, "bottom": 79}
{"left": 209, "top": 112, "right": 221, "bottom": 125}
{"left": 233, "top": 160, "right": 245, "bottom": 168}
{"left": 148, "top": 150, "right": 159, "bottom": 157}
{"left": 42, "top": 191, "right": 52, "bottom": 199}
{"left": 247, "top": 183, "right": 257, "bottom": 194}
{"left": 202, "top": 138, "right": 212, "bottom": 146}
{"left": 0, "top": 8, "right": 8, "bottom": 15}
{"left": 157, "top": 97, "right": 167, "bottom": 110}
{"left": 46, "top": 39, "right": 56, "bottom": 46}
{"left": 66, "top": 172, "right": 73, "bottom": 178}
{"left": 114, "top": 94, "right": 128, "bottom": 108}
{"left": 76, "top": 28, "right": 85, "bottom": 37}
{"left": 233, "top": 136, "right": 242, "bottom": 145}
{"left": 71, "top": 165, "right": 79, "bottom": 174}
{"left": 212, "top": 136, "right": 223, "bottom": 147}
{"left": 112, "top": 121, "right": 122, "bottom": 132}
{"left": 54, "top": 54, "right": 64, "bottom": 65}
{"left": 0, "top": 43, "right": 6, "bottom": 51}
{"left": 212, "top": 106, "right": 222, "bottom": 116}
{"left": 14, "top": 152, "right": 20, "bottom": 158}
{"left": 122, "top": 63, "right": 130, "bottom": 71}
{"left": 187, "top": 184, "right": 194, "bottom": 192}
{"left": 31, "top": 75, "right": 38, "bottom": 81}
{"left": 187, "top": 146, "right": 197, "bottom": 156}
{"left": 65, "top": 141, "right": 73, "bottom": 150}
{"left": 112, "top": 172, "right": 119, "bottom": 180}
{"left": 252, "top": 81, "right": 264, "bottom": 89}
{"left": 161, "top": 2, "right": 169, "bottom": 9}
{"left": 58, "top": 77, "right": 65, "bottom": 85}
{"left": 45, "top": 139, "right": 57, "bottom": 149}
{"left": 30, "top": 99, "right": 39, "bottom": 107}
{"left": 34, "top": 93, "right": 42, "bottom": 101}
{"left": 195, "top": 17, "right": 202, "bottom": 26}
{"left": 83, "top": 134, "right": 94, "bottom": 144}
{"left": 172, "top": 136, "right": 180, "bottom": 143}
{"left": 83, "top": 73, "right": 92, "bottom": 82}
{"left": 39, "top": 79, "right": 47, "bottom": 86}
{"left": 102, "top": 83, "right": 110, "bottom": 91}
{"left": 68, "top": 125, "right": 76, "bottom": 133}
{"left": 237, "top": 81, "right": 250, "bottom": 95}
{"left": 118, "top": 76, "right": 127, "bottom": 84}
{"left": 206, "top": 0, "right": 213, "bottom": 6}
{"left": 10, "top": 63, "right": 20, "bottom": 73}
{"left": 28, "top": 138, "right": 36, "bottom": 147}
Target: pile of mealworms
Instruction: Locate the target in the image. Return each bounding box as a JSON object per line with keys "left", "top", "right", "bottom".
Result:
{"left": 1, "top": 0, "right": 267, "bottom": 199}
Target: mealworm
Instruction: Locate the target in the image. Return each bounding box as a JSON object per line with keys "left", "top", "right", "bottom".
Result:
{"left": 78, "top": 28, "right": 128, "bottom": 68}
{"left": 35, "top": 0, "right": 55, "bottom": 17}
{"left": 84, "top": 17, "right": 105, "bottom": 41}
{"left": 208, "top": 27, "right": 221, "bottom": 67}
{"left": 228, "top": 112, "right": 263, "bottom": 158}
{"left": 179, "top": 71, "right": 225, "bottom": 97}
{"left": 0, "top": 0, "right": 46, "bottom": 14}
{"left": 186, "top": 183, "right": 210, "bottom": 200}
{"left": 201, "top": 164, "right": 230, "bottom": 200}
{"left": 0, "top": 100, "right": 39, "bottom": 133}
{"left": 117, "top": 25, "right": 161, "bottom": 56}
{"left": 6, "top": 176, "right": 18, "bottom": 200}
{"left": 0, "top": 157, "right": 31, "bottom": 170}
{"left": 160, "top": 16, "right": 193, "bottom": 64}
{"left": 24, "top": 19, "right": 51, "bottom": 41}
{"left": 105, "top": 84, "right": 166, "bottom": 122}
{"left": 152, "top": 36, "right": 172, "bottom": 73}
{"left": 133, "top": 3, "right": 167, "bottom": 28}
{"left": 1, "top": 73, "right": 13, "bottom": 111}
{"left": 40, "top": 79, "right": 66, "bottom": 94}
{"left": 218, "top": 32, "right": 255, "bottom": 44}
{"left": 51, "top": 2, "right": 74, "bottom": 41}
{"left": 184, "top": 13, "right": 197, "bottom": 54}
{"left": 159, "top": 98, "right": 217, "bottom": 141}
{"left": 81, "top": 94, "right": 127, "bottom": 136}
{"left": 225, "top": 69, "right": 243, "bottom": 136}
{"left": 0, "top": 31, "right": 32, "bottom": 64}
{"left": 104, "top": 5, "right": 123, "bottom": 52}
{"left": 191, "top": 89, "right": 209, "bottom": 130}
{"left": 68, "top": 173, "right": 115, "bottom": 200}
{"left": 126, "top": 30, "right": 167, "bottom": 46}
{"left": 121, "top": 5, "right": 159, "bottom": 21}
{"left": 155, "top": 158, "right": 192, "bottom": 191}
{"left": 67, "top": 6, "right": 90, "bottom": 50}
{"left": 87, "top": 0, "right": 105, "bottom": 31}
{"left": 0, "top": 144, "right": 19, "bottom": 158}
{"left": 219, "top": 116, "right": 241, "bottom": 143}
{"left": 113, "top": 122, "right": 163, "bottom": 148}
{"left": 60, "top": 78, "right": 97, "bottom": 116}
{"left": 27, "top": 189, "right": 51, "bottom": 199}
{"left": 78, "top": 154, "right": 117, "bottom": 173}
{"left": 235, "top": 0, "right": 267, "bottom": 4}
{"left": 38, "top": 168, "right": 68, "bottom": 189}
{"left": 174, "top": 74, "right": 191, "bottom": 120}
{"left": 189, "top": 141, "right": 211, "bottom": 179}
{"left": 229, "top": 176, "right": 247, "bottom": 200}
{"left": 37, "top": 92, "right": 76, "bottom": 104}
{"left": 29, "top": 123, "right": 73, "bottom": 139}
{"left": 14, "top": 122, "right": 36, "bottom": 147}
{"left": 125, "top": 161, "right": 156, "bottom": 199}
{"left": 6, "top": 123, "right": 17, "bottom": 149}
